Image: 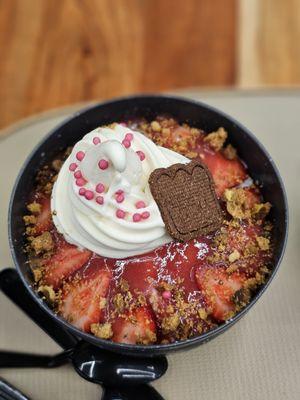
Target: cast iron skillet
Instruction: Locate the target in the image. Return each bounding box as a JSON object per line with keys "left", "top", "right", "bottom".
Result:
{"left": 8, "top": 95, "right": 288, "bottom": 357}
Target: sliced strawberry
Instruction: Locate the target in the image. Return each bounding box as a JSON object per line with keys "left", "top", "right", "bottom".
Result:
{"left": 112, "top": 306, "right": 156, "bottom": 345}
{"left": 204, "top": 152, "right": 247, "bottom": 196}
{"left": 34, "top": 196, "right": 52, "bottom": 235}
{"left": 43, "top": 241, "right": 92, "bottom": 289}
{"left": 195, "top": 265, "right": 246, "bottom": 321}
{"left": 226, "top": 221, "right": 262, "bottom": 254}
{"left": 59, "top": 264, "right": 111, "bottom": 332}
{"left": 193, "top": 137, "right": 247, "bottom": 197}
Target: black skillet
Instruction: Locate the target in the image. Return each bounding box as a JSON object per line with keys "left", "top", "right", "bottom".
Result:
{"left": 1, "top": 95, "right": 288, "bottom": 399}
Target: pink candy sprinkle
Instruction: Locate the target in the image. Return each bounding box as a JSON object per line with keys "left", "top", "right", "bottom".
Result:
{"left": 162, "top": 291, "right": 172, "bottom": 300}
{"left": 136, "top": 151, "right": 145, "bottom": 161}
{"left": 74, "top": 170, "right": 82, "bottom": 179}
{"left": 135, "top": 201, "right": 146, "bottom": 209}
{"left": 79, "top": 188, "right": 86, "bottom": 196}
{"left": 141, "top": 211, "right": 150, "bottom": 219}
{"left": 133, "top": 213, "right": 142, "bottom": 222}
{"left": 116, "top": 209, "right": 126, "bottom": 219}
{"left": 69, "top": 163, "right": 77, "bottom": 171}
{"left": 95, "top": 183, "right": 105, "bottom": 193}
{"left": 76, "top": 178, "right": 86, "bottom": 187}
{"left": 93, "top": 137, "right": 101, "bottom": 145}
{"left": 98, "top": 159, "right": 109, "bottom": 170}
{"left": 116, "top": 194, "right": 125, "bottom": 203}
{"left": 122, "top": 139, "right": 131, "bottom": 148}
{"left": 125, "top": 133, "right": 134, "bottom": 141}
{"left": 84, "top": 190, "right": 94, "bottom": 200}
{"left": 96, "top": 196, "right": 104, "bottom": 205}
{"left": 76, "top": 151, "right": 85, "bottom": 161}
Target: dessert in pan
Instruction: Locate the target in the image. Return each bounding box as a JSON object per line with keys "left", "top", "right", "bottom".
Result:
{"left": 23, "top": 116, "right": 273, "bottom": 345}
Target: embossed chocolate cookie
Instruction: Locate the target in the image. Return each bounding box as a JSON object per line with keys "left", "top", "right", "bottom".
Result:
{"left": 149, "top": 160, "right": 223, "bottom": 241}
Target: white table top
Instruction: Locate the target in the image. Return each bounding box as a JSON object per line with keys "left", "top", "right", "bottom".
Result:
{"left": 1, "top": 90, "right": 299, "bottom": 400}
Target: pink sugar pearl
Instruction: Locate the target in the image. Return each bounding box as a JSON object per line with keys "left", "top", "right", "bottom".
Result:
{"left": 76, "top": 178, "right": 86, "bottom": 187}
{"left": 125, "top": 133, "right": 134, "bottom": 141}
{"left": 141, "top": 211, "right": 150, "bottom": 219}
{"left": 162, "top": 291, "right": 172, "bottom": 300}
{"left": 133, "top": 213, "right": 141, "bottom": 222}
{"left": 78, "top": 188, "right": 86, "bottom": 196}
{"left": 95, "top": 183, "right": 105, "bottom": 193}
{"left": 116, "top": 194, "right": 125, "bottom": 203}
{"left": 116, "top": 209, "right": 126, "bottom": 219}
{"left": 98, "top": 159, "right": 109, "bottom": 170}
{"left": 69, "top": 163, "right": 77, "bottom": 171}
{"left": 135, "top": 201, "right": 146, "bottom": 209}
{"left": 74, "top": 170, "right": 82, "bottom": 179}
{"left": 122, "top": 139, "right": 131, "bottom": 148}
{"left": 84, "top": 190, "right": 94, "bottom": 200}
{"left": 76, "top": 151, "right": 85, "bottom": 161}
{"left": 93, "top": 137, "right": 101, "bottom": 145}
{"left": 96, "top": 195, "right": 104, "bottom": 205}
{"left": 136, "top": 151, "right": 145, "bottom": 161}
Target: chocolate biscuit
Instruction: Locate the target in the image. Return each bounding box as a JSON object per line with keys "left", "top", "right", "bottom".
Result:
{"left": 149, "top": 160, "right": 223, "bottom": 241}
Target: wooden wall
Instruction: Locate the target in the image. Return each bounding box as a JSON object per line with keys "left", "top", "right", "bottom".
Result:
{"left": 0, "top": 0, "right": 299, "bottom": 129}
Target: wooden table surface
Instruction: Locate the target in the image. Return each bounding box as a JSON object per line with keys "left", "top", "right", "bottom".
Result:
{"left": 0, "top": 0, "right": 299, "bottom": 132}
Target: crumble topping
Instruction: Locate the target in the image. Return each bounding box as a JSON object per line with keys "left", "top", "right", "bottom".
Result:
{"left": 37, "top": 285, "right": 56, "bottom": 303}
{"left": 27, "top": 202, "right": 41, "bottom": 214}
{"left": 223, "top": 144, "right": 237, "bottom": 160}
{"left": 31, "top": 232, "right": 54, "bottom": 254}
{"left": 204, "top": 127, "right": 228, "bottom": 151}
{"left": 224, "top": 188, "right": 253, "bottom": 219}
{"left": 91, "top": 322, "right": 113, "bottom": 339}
{"left": 252, "top": 202, "right": 272, "bottom": 219}
{"left": 228, "top": 249, "right": 240, "bottom": 263}
{"left": 161, "top": 314, "right": 180, "bottom": 334}
{"left": 256, "top": 236, "right": 270, "bottom": 251}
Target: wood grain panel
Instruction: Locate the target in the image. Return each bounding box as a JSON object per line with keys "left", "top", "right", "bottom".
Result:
{"left": 238, "top": 0, "right": 300, "bottom": 87}
{"left": 0, "top": 0, "right": 236, "bottom": 129}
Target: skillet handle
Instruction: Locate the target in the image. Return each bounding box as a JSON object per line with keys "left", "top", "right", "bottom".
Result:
{"left": 0, "top": 378, "right": 30, "bottom": 400}
{"left": 101, "top": 385, "right": 165, "bottom": 400}
{"left": 0, "top": 349, "right": 73, "bottom": 368}
{"left": 0, "top": 268, "right": 78, "bottom": 350}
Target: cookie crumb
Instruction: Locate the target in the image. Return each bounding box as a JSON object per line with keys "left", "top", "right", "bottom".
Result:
{"left": 91, "top": 323, "right": 113, "bottom": 339}
{"left": 228, "top": 249, "right": 240, "bottom": 263}
{"left": 151, "top": 121, "right": 161, "bottom": 132}
{"left": 27, "top": 202, "right": 41, "bottom": 214}
{"left": 99, "top": 297, "right": 107, "bottom": 310}
{"left": 198, "top": 308, "right": 208, "bottom": 320}
{"left": 31, "top": 232, "right": 54, "bottom": 254}
{"left": 224, "top": 188, "right": 251, "bottom": 219}
{"left": 32, "top": 267, "right": 43, "bottom": 282}
{"left": 23, "top": 215, "right": 37, "bottom": 225}
{"left": 256, "top": 236, "right": 270, "bottom": 251}
{"left": 204, "top": 127, "right": 227, "bottom": 151}
{"left": 38, "top": 285, "right": 56, "bottom": 303}
{"left": 252, "top": 202, "right": 271, "bottom": 219}
{"left": 52, "top": 159, "right": 63, "bottom": 172}
{"left": 223, "top": 144, "right": 237, "bottom": 160}
{"left": 161, "top": 313, "right": 180, "bottom": 334}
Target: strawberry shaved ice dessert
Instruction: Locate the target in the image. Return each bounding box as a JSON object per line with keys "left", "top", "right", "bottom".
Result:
{"left": 23, "top": 117, "right": 273, "bottom": 345}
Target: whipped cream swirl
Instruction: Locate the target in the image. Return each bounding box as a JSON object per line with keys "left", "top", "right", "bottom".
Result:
{"left": 51, "top": 124, "right": 188, "bottom": 258}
